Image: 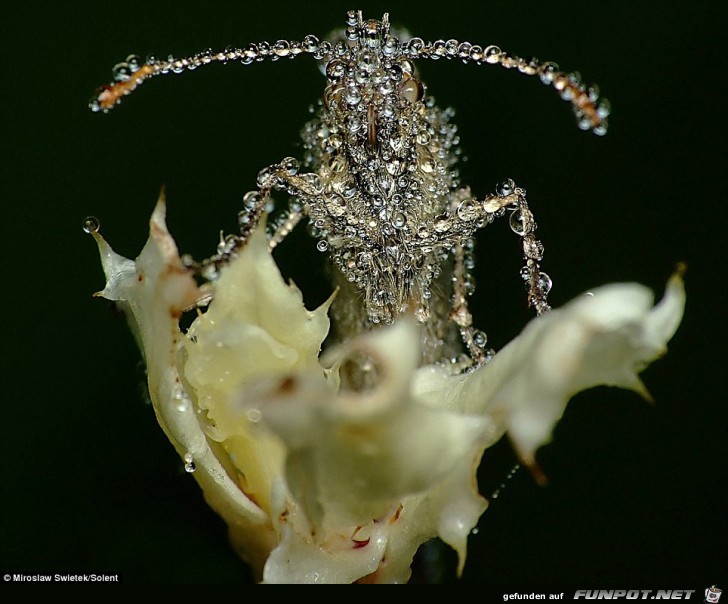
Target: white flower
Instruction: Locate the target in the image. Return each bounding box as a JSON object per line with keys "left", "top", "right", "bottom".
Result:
{"left": 91, "top": 193, "right": 685, "bottom": 584}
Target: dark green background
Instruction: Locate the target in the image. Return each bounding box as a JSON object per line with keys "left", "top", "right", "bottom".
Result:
{"left": 3, "top": 1, "right": 726, "bottom": 585}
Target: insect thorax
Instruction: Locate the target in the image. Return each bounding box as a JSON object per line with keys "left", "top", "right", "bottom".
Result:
{"left": 298, "top": 18, "right": 474, "bottom": 360}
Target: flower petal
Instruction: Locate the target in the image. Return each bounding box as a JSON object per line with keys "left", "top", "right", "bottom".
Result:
{"left": 417, "top": 271, "right": 686, "bottom": 468}
{"left": 240, "top": 321, "right": 488, "bottom": 582}
{"left": 182, "top": 217, "right": 331, "bottom": 517}
{"left": 92, "top": 194, "right": 276, "bottom": 574}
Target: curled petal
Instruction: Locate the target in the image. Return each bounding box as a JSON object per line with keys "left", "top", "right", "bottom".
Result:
{"left": 92, "top": 194, "right": 276, "bottom": 574}
{"left": 241, "top": 321, "right": 489, "bottom": 582}
{"left": 417, "top": 271, "right": 686, "bottom": 468}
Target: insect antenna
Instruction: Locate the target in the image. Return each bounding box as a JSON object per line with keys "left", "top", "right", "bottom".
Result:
{"left": 89, "top": 36, "right": 332, "bottom": 113}
{"left": 405, "top": 38, "right": 610, "bottom": 135}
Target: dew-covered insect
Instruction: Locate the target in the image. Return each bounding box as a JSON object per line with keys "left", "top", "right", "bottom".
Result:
{"left": 87, "top": 11, "right": 688, "bottom": 584}
{"left": 91, "top": 9, "right": 610, "bottom": 374}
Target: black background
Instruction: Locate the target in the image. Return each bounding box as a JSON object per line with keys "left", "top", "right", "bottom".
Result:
{"left": 2, "top": 1, "right": 726, "bottom": 585}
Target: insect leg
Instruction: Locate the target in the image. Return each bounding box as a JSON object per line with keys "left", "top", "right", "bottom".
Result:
{"left": 495, "top": 180, "right": 552, "bottom": 315}
{"left": 450, "top": 240, "right": 490, "bottom": 367}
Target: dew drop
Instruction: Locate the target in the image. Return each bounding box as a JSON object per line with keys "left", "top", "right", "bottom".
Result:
{"left": 342, "top": 181, "right": 358, "bottom": 198}
{"left": 316, "top": 239, "right": 329, "bottom": 252}
{"left": 538, "top": 272, "right": 553, "bottom": 294}
{"left": 434, "top": 214, "right": 451, "bottom": 233}
{"left": 346, "top": 115, "right": 362, "bottom": 133}
{"left": 484, "top": 45, "right": 502, "bottom": 64}
{"left": 301, "top": 173, "right": 324, "bottom": 194}
{"left": 257, "top": 164, "right": 276, "bottom": 186}
{"left": 281, "top": 156, "right": 300, "bottom": 176}
{"left": 184, "top": 453, "right": 196, "bottom": 473}
{"left": 509, "top": 209, "right": 525, "bottom": 234}
{"left": 497, "top": 178, "right": 515, "bottom": 197}
{"left": 82, "top": 216, "right": 100, "bottom": 234}
{"left": 596, "top": 98, "right": 611, "bottom": 118}
{"left": 243, "top": 190, "right": 262, "bottom": 210}
{"left": 593, "top": 120, "right": 608, "bottom": 136}
{"left": 126, "top": 54, "right": 142, "bottom": 72}
{"left": 393, "top": 212, "right": 407, "bottom": 228}
{"left": 112, "top": 62, "right": 131, "bottom": 81}
{"left": 577, "top": 116, "right": 593, "bottom": 131}
{"left": 473, "top": 330, "right": 488, "bottom": 348}
{"left": 457, "top": 199, "right": 479, "bottom": 222}
{"left": 345, "top": 86, "right": 361, "bottom": 105}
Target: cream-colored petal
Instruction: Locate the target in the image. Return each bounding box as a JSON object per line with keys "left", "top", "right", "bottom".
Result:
{"left": 181, "top": 218, "right": 332, "bottom": 517}
{"left": 417, "top": 273, "right": 686, "bottom": 466}
{"left": 93, "top": 192, "right": 685, "bottom": 584}
{"left": 238, "top": 321, "right": 489, "bottom": 582}
{"left": 92, "top": 194, "right": 275, "bottom": 576}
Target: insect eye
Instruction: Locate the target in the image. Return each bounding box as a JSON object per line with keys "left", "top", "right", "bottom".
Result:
{"left": 399, "top": 75, "right": 424, "bottom": 104}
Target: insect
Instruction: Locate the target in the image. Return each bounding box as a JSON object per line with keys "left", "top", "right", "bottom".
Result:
{"left": 91, "top": 10, "right": 610, "bottom": 378}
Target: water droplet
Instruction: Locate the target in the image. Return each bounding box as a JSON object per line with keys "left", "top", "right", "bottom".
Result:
{"left": 484, "top": 45, "right": 502, "bottom": 64}
{"left": 345, "top": 86, "right": 361, "bottom": 105}
{"left": 434, "top": 214, "right": 451, "bottom": 233}
{"left": 256, "top": 165, "right": 276, "bottom": 188}
{"left": 243, "top": 190, "right": 262, "bottom": 210}
{"left": 281, "top": 157, "right": 299, "bottom": 176}
{"left": 346, "top": 115, "right": 362, "bottom": 132}
{"left": 457, "top": 199, "right": 479, "bottom": 222}
{"left": 471, "top": 527, "right": 479, "bottom": 535}
{"left": 509, "top": 209, "right": 525, "bottom": 234}
{"left": 497, "top": 178, "right": 515, "bottom": 197}
{"left": 379, "top": 78, "right": 395, "bottom": 95}
{"left": 577, "top": 116, "right": 593, "bottom": 131}
{"left": 82, "top": 216, "right": 100, "bottom": 234}
{"left": 538, "top": 272, "right": 553, "bottom": 294}
{"left": 126, "top": 54, "right": 141, "bottom": 72}
{"left": 301, "top": 173, "right": 324, "bottom": 194}
{"left": 302, "top": 34, "right": 319, "bottom": 53}
{"left": 473, "top": 330, "right": 488, "bottom": 348}
{"left": 399, "top": 77, "right": 423, "bottom": 103}
{"left": 393, "top": 212, "right": 407, "bottom": 228}
{"left": 329, "top": 134, "right": 343, "bottom": 149}
{"left": 184, "top": 453, "right": 196, "bottom": 473}
{"left": 316, "top": 240, "right": 329, "bottom": 252}
{"left": 597, "top": 98, "right": 611, "bottom": 118}
{"left": 112, "top": 62, "right": 131, "bottom": 81}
